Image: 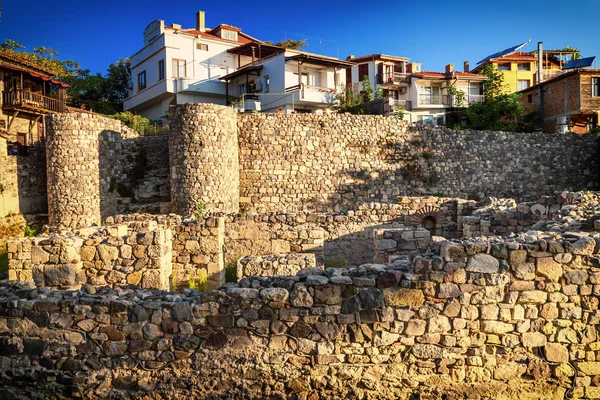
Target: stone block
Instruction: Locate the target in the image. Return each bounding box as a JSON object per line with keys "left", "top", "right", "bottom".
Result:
{"left": 536, "top": 257, "right": 562, "bottom": 282}
{"left": 43, "top": 264, "right": 78, "bottom": 286}
{"left": 466, "top": 254, "right": 499, "bottom": 273}
{"left": 382, "top": 288, "right": 424, "bottom": 307}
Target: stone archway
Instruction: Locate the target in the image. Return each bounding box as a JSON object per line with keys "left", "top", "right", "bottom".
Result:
{"left": 412, "top": 205, "right": 446, "bottom": 236}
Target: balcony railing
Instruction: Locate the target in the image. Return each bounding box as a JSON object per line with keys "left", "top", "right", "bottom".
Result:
{"left": 377, "top": 72, "right": 410, "bottom": 85}
{"left": 2, "top": 90, "right": 66, "bottom": 113}
{"left": 418, "top": 94, "right": 450, "bottom": 106}
{"left": 389, "top": 99, "right": 412, "bottom": 111}
{"left": 450, "top": 94, "right": 484, "bottom": 107}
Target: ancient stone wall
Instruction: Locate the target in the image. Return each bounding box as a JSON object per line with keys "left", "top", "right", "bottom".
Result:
{"left": 0, "top": 138, "right": 47, "bottom": 217}
{"left": 169, "top": 104, "right": 239, "bottom": 215}
{"left": 224, "top": 197, "right": 468, "bottom": 267}
{"left": 7, "top": 221, "right": 172, "bottom": 291}
{"left": 237, "top": 113, "right": 596, "bottom": 213}
{"left": 46, "top": 113, "right": 139, "bottom": 229}
{"left": 2, "top": 234, "right": 600, "bottom": 399}
{"left": 7, "top": 213, "right": 226, "bottom": 291}
{"left": 236, "top": 253, "right": 317, "bottom": 280}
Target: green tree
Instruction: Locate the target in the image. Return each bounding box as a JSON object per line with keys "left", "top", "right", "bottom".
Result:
{"left": 102, "top": 59, "right": 131, "bottom": 112}
{"left": 481, "top": 64, "right": 506, "bottom": 100}
{"left": 1, "top": 39, "right": 130, "bottom": 114}
{"left": 360, "top": 75, "right": 374, "bottom": 102}
{"left": 267, "top": 39, "right": 308, "bottom": 50}
{"left": 0, "top": 39, "right": 80, "bottom": 76}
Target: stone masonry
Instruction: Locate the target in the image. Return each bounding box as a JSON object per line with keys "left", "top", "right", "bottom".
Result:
{"left": 2, "top": 233, "right": 600, "bottom": 398}
{"left": 169, "top": 104, "right": 239, "bottom": 215}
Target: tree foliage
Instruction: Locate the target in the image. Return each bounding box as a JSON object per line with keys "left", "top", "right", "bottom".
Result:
{"left": 459, "top": 64, "right": 537, "bottom": 132}
{"left": 1, "top": 39, "right": 131, "bottom": 114}
{"left": 267, "top": 39, "right": 308, "bottom": 50}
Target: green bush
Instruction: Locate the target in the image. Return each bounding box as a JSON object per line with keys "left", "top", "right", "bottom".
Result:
{"left": 110, "top": 111, "right": 150, "bottom": 132}
{"left": 324, "top": 257, "right": 348, "bottom": 269}
{"left": 0, "top": 249, "right": 7, "bottom": 275}
{"left": 225, "top": 263, "right": 237, "bottom": 283}
{"left": 188, "top": 269, "right": 208, "bottom": 292}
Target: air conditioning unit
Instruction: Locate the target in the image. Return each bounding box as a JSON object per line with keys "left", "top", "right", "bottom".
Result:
{"left": 557, "top": 116, "right": 567, "bottom": 125}
{"left": 399, "top": 87, "right": 408, "bottom": 94}
{"left": 244, "top": 99, "right": 261, "bottom": 111}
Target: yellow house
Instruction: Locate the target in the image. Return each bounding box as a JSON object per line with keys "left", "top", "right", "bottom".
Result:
{"left": 471, "top": 51, "right": 538, "bottom": 94}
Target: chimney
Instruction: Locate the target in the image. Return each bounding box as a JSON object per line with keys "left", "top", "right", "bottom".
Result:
{"left": 445, "top": 64, "right": 454, "bottom": 74}
{"left": 464, "top": 61, "right": 470, "bottom": 72}
{"left": 347, "top": 55, "right": 355, "bottom": 60}
{"left": 196, "top": 11, "right": 206, "bottom": 31}
{"left": 172, "top": 23, "right": 181, "bottom": 30}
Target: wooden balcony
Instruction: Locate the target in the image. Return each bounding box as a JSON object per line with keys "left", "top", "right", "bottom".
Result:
{"left": 2, "top": 90, "right": 66, "bottom": 114}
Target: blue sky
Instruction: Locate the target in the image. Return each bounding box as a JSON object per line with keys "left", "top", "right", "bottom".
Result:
{"left": 1, "top": 0, "right": 598, "bottom": 75}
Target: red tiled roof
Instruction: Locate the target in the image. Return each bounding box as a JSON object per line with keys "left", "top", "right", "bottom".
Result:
{"left": 492, "top": 51, "right": 537, "bottom": 62}
{"left": 165, "top": 26, "right": 253, "bottom": 44}
{"left": 211, "top": 24, "right": 241, "bottom": 32}
{"left": 417, "top": 71, "right": 485, "bottom": 79}
{"left": 347, "top": 53, "right": 410, "bottom": 63}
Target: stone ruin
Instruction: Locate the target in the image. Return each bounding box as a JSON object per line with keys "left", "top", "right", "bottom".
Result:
{"left": 2, "top": 103, "right": 600, "bottom": 399}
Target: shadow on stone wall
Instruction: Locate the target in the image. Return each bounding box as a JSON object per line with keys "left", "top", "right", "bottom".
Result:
{"left": 16, "top": 145, "right": 48, "bottom": 215}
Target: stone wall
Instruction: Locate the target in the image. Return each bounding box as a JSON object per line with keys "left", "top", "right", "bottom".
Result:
{"left": 373, "top": 227, "right": 431, "bottom": 264}
{"left": 2, "top": 233, "right": 600, "bottom": 398}
{"left": 0, "top": 138, "right": 47, "bottom": 217}
{"left": 7, "top": 221, "right": 172, "bottom": 291}
{"left": 237, "top": 113, "right": 596, "bottom": 213}
{"left": 236, "top": 253, "right": 317, "bottom": 280}
{"left": 7, "top": 213, "right": 228, "bottom": 291}
{"left": 46, "top": 113, "right": 139, "bottom": 229}
{"left": 223, "top": 197, "right": 469, "bottom": 267}
{"left": 169, "top": 104, "right": 239, "bottom": 215}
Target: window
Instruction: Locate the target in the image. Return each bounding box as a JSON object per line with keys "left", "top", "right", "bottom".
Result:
{"left": 221, "top": 30, "right": 237, "bottom": 41}
{"left": 593, "top": 77, "right": 600, "bottom": 97}
{"left": 196, "top": 43, "right": 208, "bottom": 51}
{"left": 518, "top": 80, "right": 530, "bottom": 91}
{"left": 172, "top": 59, "right": 186, "bottom": 78}
{"left": 346, "top": 67, "right": 352, "bottom": 85}
{"left": 158, "top": 60, "right": 165, "bottom": 81}
{"left": 358, "top": 64, "right": 369, "bottom": 81}
{"left": 497, "top": 63, "right": 511, "bottom": 71}
{"left": 137, "top": 70, "right": 147, "bottom": 91}
{"left": 293, "top": 72, "right": 309, "bottom": 86}
{"left": 527, "top": 94, "right": 533, "bottom": 103}
{"left": 518, "top": 63, "right": 531, "bottom": 71}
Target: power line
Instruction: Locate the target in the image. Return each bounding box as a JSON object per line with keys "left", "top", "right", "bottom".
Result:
{"left": 284, "top": 30, "right": 339, "bottom": 59}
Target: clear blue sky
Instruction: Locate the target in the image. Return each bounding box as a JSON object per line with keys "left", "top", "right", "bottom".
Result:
{"left": 1, "top": 0, "right": 598, "bottom": 75}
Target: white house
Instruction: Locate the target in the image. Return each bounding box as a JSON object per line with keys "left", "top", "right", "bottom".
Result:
{"left": 220, "top": 43, "right": 353, "bottom": 113}
{"left": 123, "top": 11, "right": 262, "bottom": 121}
{"left": 348, "top": 54, "right": 485, "bottom": 124}
{"left": 406, "top": 63, "right": 485, "bottom": 125}
{"left": 346, "top": 53, "right": 411, "bottom": 109}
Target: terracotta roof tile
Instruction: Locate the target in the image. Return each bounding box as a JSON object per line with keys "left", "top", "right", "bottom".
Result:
{"left": 165, "top": 26, "right": 253, "bottom": 44}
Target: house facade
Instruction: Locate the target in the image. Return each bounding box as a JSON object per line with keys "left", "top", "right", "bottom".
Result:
{"left": 471, "top": 51, "right": 537, "bottom": 93}
{"left": 346, "top": 54, "right": 411, "bottom": 110}
{"left": 406, "top": 64, "right": 485, "bottom": 125}
{"left": 220, "top": 43, "right": 352, "bottom": 113}
{"left": 123, "top": 11, "right": 261, "bottom": 121}
{"left": 518, "top": 68, "right": 600, "bottom": 133}
{"left": 0, "top": 51, "right": 68, "bottom": 144}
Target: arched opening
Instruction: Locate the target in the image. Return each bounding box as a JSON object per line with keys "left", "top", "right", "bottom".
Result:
{"left": 422, "top": 215, "right": 437, "bottom": 230}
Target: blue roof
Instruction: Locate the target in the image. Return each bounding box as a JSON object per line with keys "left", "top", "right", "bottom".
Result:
{"left": 562, "top": 56, "right": 596, "bottom": 70}
{"left": 476, "top": 41, "right": 530, "bottom": 65}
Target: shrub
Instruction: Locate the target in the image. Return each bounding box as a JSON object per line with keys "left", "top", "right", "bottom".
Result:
{"left": 188, "top": 269, "right": 208, "bottom": 292}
